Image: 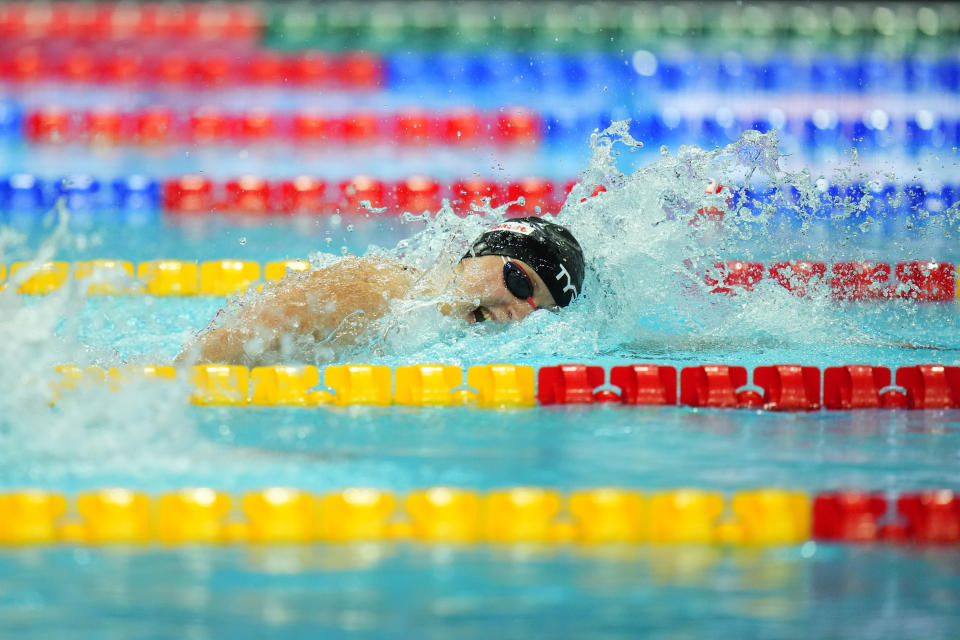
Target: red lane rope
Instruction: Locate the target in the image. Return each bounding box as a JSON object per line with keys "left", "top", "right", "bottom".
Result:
{"left": 537, "top": 363, "right": 960, "bottom": 409}
{"left": 0, "top": 3, "right": 263, "bottom": 41}
{"left": 24, "top": 106, "right": 543, "bottom": 147}
{"left": 707, "top": 260, "right": 958, "bottom": 302}
{"left": 161, "top": 174, "right": 564, "bottom": 215}
{"left": 2, "top": 46, "right": 382, "bottom": 89}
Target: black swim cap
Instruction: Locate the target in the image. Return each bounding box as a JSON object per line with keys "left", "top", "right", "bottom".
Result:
{"left": 462, "top": 217, "right": 585, "bottom": 307}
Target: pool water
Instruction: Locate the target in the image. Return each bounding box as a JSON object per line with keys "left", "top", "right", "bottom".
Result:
{"left": 2, "top": 212, "right": 958, "bottom": 637}
{"left": 12, "top": 394, "right": 960, "bottom": 493}
{"left": 3, "top": 2, "right": 960, "bottom": 638}
{"left": 3, "top": 545, "right": 959, "bottom": 640}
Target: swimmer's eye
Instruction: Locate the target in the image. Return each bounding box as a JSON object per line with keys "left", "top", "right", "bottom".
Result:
{"left": 502, "top": 261, "right": 537, "bottom": 310}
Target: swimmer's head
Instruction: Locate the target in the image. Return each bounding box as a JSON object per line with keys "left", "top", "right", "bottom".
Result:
{"left": 450, "top": 217, "right": 584, "bottom": 324}
{"left": 463, "top": 217, "right": 585, "bottom": 308}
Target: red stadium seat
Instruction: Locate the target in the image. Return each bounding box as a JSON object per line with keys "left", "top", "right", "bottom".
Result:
{"left": 195, "top": 53, "right": 235, "bottom": 88}
{"left": 153, "top": 52, "right": 192, "bottom": 86}
{"left": 47, "top": 3, "right": 73, "bottom": 37}
{"left": 4, "top": 46, "right": 45, "bottom": 82}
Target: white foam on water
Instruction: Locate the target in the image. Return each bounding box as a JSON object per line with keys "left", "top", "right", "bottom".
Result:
{"left": 368, "top": 123, "right": 960, "bottom": 365}
{"left": 0, "top": 205, "right": 216, "bottom": 487}
{"left": 0, "top": 127, "right": 957, "bottom": 485}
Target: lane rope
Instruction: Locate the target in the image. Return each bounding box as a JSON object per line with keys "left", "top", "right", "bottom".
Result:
{"left": 0, "top": 487, "right": 955, "bottom": 546}
{"left": 49, "top": 363, "right": 960, "bottom": 410}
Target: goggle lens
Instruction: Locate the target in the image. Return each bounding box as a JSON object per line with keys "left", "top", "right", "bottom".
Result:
{"left": 502, "top": 261, "right": 535, "bottom": 306}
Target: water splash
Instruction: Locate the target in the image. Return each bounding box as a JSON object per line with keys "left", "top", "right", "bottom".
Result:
{"left": 0, "top": 129, "right": 958, "bottom": 487}
{"left": 0, "top": 202, "right": 214, "bottom": 488}
{"left": 371, "top": 123, "right": 959, "bottom": 367}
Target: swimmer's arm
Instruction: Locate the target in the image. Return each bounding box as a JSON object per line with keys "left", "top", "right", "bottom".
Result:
{"left": 175, "top": 281, "right": 314, "bottom": 366}
{"left": 175, "top": 258, "right": 417, "bottom": 366}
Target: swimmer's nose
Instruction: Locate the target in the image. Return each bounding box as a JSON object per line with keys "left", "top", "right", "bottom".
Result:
{"left": 504, "top": 297, "right": 536, "bottom": 322}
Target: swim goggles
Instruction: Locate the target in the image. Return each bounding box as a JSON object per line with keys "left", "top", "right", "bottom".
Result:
{"left": 502, "top": 258, "right": 538, "bottom": 310}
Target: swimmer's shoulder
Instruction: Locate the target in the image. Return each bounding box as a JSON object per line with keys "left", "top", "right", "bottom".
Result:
{"left": 297, "top": 256, "right": 421, "bottom": 294}
{"left": 330, "top": 255, "right": 420, "bottom": 276}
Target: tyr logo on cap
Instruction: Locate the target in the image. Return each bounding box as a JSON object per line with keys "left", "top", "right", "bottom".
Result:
{"left": 555, "top": 263, "right": 578, "bottom": 299}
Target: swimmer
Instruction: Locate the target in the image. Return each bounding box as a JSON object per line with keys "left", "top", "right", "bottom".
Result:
{"left": 175, "top": 216, "right": 585, "bottom": 366}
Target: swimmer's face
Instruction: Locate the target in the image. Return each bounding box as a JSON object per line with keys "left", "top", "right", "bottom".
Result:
{"left": 450, "top": 256, "right": 557, "bottom": 324}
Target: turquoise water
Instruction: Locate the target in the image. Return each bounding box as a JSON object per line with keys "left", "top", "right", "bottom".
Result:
{"left": 8, "top": 400, "right": 960, "bottom": 493}
{"left": 2, "top": 65, "right": 960, "bottom": 640}
{"left": 3, "top": 249, "right": 960, "bottom": 633}
{"left": 3, "top": 202, "right": 957, "bottom": 637}
{"left": 3, "top": 545, "right": 959, "bottom": 639}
